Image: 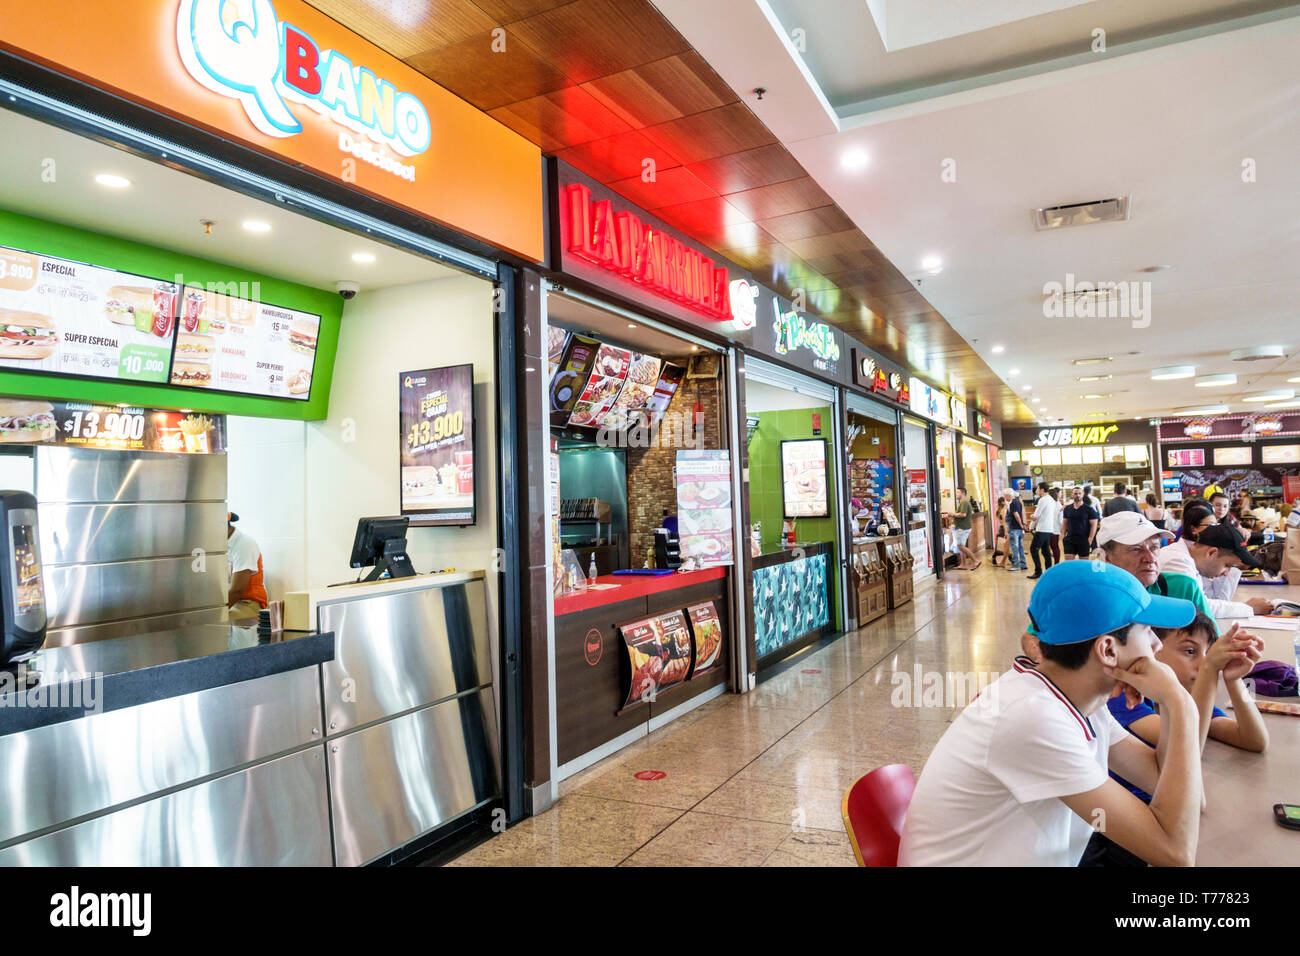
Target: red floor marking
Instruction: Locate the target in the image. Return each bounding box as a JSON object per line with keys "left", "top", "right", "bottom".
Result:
{"left": 633, "top": 770, "right": 666, "bottom": 781}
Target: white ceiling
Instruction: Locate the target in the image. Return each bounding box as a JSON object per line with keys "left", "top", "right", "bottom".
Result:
{"left": 0, "top": 107, "right": 456, "bottom": 293}
{"left": 655, "top": 3, "right": 1300, "bottom": 425}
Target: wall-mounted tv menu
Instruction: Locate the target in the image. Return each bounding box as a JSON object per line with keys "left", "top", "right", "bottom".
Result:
{"left": 399, "top": 364, "right": 476, "bottom": 526}
{"left": 0, "top": 243, "right": 174, "bottom": 384}
{"left": 169, "top": 287, "right": 319, "bottom": 401}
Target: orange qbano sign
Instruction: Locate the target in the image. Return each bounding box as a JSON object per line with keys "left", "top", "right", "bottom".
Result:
{"left": 0, "top": 0, "right": 543, "bottom": 261}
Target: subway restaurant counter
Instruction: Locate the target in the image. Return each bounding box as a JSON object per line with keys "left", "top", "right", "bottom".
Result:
{"left": 554, "top": 566, "right": 727, "bottom": 615}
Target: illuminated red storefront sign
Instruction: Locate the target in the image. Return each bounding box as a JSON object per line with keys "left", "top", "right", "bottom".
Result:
{"left": 565, "top": 184, "right": 731, "bottom": 320}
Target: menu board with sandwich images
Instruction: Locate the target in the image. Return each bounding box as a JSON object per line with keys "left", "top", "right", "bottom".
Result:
{"left": 686, "top": 602, "right": 723, "bottom": 679}
{"left": 170, "top": 288, "right": 319, "bottom": 400}
{"left": 0, "top": 243, "right": 176, "bottom": 384}
{"left": 0, "top": 397, "right": 225, "bottom": 453}
{"left": 549, "top": 334, "right": 600, "bottom": 426}
{"left": 565, "top": 344, "right": 631, "bottom": 428}
{"left": 676, "top": 450, "right": 734, "bottom": 567}
{"left": 782, "top": 439, "right": 830, "bottom": 518}
{"left": 399, "top": 364, "right": 475, "bottom": 525}
{"left": 620, "top": 609, "right": 693, "bottom": 710}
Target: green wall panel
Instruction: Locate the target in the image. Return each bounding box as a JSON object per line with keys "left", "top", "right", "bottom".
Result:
{"left": 0, "top": 207, "right": 341, "bottom": 420}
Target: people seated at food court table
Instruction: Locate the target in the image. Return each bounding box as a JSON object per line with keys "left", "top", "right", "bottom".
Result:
{"left": 899, "top": 561, "right": 1202, "bottom": 867}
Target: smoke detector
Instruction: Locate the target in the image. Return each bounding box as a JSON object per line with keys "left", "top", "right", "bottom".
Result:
{"left": 1230, "top": 345, "right": 1285, "bottom": 362}
{"left": 1033, "top": 196, "right": 1131, "bottom": 231}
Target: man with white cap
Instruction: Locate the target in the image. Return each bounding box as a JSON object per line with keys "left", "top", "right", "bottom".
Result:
{"left": 899, "top": 561, "right": 1201, "bottom": 866}
{"left": 1096, "top": 511, "right": 1216, "bottom": 632}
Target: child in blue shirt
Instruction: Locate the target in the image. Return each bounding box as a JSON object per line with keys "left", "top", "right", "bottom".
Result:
{"left": 1081, "top": 612, "right": 1267, "bottom": 865}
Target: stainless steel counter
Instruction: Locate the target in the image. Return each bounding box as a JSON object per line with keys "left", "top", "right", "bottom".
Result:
{"left": 0, "top": 571, "right": 498, "bottom": 867}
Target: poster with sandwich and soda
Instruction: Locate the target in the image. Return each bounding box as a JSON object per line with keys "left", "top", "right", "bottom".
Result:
{"left": 0, "top": 243, "right": 174, "bottom": 384}
{"left": 399, "top": 364, "right": 476, "bottom": 526}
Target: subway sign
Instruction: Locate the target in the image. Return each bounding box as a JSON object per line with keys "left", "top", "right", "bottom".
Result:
{"left": 564, "top": 184, "right": 731, "bottom": 320}
{"left": 1032, "top": 424, "right": 1119, "bottom": 446}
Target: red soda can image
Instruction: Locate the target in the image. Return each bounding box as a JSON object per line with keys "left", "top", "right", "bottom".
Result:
{"left": 181, "top": 289, "right": 205, "bottom": 333}
{"left": 152, "top": 283, "right": 178, "bottom": 338}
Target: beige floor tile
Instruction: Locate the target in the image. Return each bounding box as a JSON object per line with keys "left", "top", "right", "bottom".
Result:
{"left": 763, "top": 827, "right": 858, "bottom": 867}
{"left": 621, "top": 811, "right": 792, "bottom": 866}
{"left": 571, "top": 746, "right": 741, "bottom": 810}
{"left": 694, "top": 776, "right": 847, "bottom": 831}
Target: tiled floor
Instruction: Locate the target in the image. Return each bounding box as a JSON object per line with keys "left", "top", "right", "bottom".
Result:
{"left": 449, "top": 562, "right": 1034, "bottom": 867}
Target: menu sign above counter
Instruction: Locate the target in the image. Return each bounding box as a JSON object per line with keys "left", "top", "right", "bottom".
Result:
{"left": 0, "top": 397, "right": 224, "bottom": 453}
{"left": 171, "top": 289, "right": 319, "bottom": 401}
{"left": 0, "top": 244, "right": 173, "bottom": 385}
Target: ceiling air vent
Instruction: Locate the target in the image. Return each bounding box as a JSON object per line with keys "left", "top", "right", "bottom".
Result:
{"left": 1033, "top": 196, "right": 1131, "bottom": 231}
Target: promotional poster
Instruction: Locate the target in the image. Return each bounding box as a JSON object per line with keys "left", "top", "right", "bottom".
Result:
{"left": 676, "top": 450, "right": 734, "bottom": 567}
{"left": 399, "top": 364, "right": 475, "bottom": 525}
{"left": 0, "top": 397, "right": 224, "bottom": 453}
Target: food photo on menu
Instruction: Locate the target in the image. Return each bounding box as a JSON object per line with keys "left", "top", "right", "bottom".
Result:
{"left": 0, "top": 244, "right": 176, "bottom": 385}
{"left": 168, "top": 288, "right": 319, "bottom": 400}
{"left": 782, "top": 439, "right": 830, "bottom": 518}
{"left": 399, "top": 364, "right": 476, "bottom": 525}
{"left": 565, "top": 343, "right": 631, "bottom": 428}
{"left": 596, "top": 352, "right": 660, "bottom": 430}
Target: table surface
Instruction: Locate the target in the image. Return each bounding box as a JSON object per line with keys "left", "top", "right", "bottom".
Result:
{"left": 1199, "top": 584, "right": 1300, "bottom": 865}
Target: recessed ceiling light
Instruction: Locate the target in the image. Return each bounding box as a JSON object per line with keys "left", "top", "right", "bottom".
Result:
{"left": 1177, "top": 405, "right": 1229, "bottom": 415}
{"left": 1072, "top": 357, "right": 1114, "bottom": 366}
{"left": 94, "top": 173, "right": 131, "bottom": 188}
{"left": 840, "top": 147, "right": 870, "bottom": 172}
{"left": 1033, "top": 398, "right": 1042, "bottom": 404}
{"left": 1076, "top": 374, "right": 1112, "bottom": 383}
{"left": 1266, "top": 399, "right": 1300, "bottom": 409}
{"left": 1230, "top": 345, "right": 1285, "bottom": 362}
{"left": 1286, "top": 374, "right": 1300, "bottom": 383}
{"left": 242, "top": 220, "right": 271, "bottom": 233}
{"left": 991, "top": 345, "right": 1005, "bottom": 354}
{"left": 921, "top": 255, "right": 943, "bottom": 275}
{"left": 1081, "top": 393, "right": 1111, "bottom": 400}
{"left": 1151, "top": 365, "right": 1195, "bottom": 380}
{"left": 1243, "top": 389, "right": 1294, "bottom": 402}
{"left": 1023, "top": 385, "right": 1032, "bottom": 391}
{"left": 1194, "top": 373, "right": 1236, "bottom": 388}
{"left": 1008, "top": 368, "right": 1020, "bottom": 376}
{"left": 351, "top": 252, "right": 376, "bottom": 263}
{"left": 690, "top": 345, "right": 698, "bottom": 351}
{"left": 628, "top": 323, "right": 637, "bottom": 329}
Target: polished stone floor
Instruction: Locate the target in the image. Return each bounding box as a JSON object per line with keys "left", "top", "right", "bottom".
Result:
{"left": 450, "top": 562, "right": 1031, "bottom": 867}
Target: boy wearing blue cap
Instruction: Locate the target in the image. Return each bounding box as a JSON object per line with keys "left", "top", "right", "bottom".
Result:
{"left": 899, "top": 561, "right": 1203, "bottom": 866}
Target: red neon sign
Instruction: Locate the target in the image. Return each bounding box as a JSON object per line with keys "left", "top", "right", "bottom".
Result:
{"left": 565, "top": 184, "right": 731, "bottom": 320}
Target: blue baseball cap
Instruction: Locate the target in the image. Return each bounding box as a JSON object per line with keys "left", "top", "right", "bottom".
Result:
{"left": 1028, "top": 560, "right": 1195, "bottom": 645}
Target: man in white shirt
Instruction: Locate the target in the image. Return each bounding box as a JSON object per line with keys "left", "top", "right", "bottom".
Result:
{"left": 1158, "top": 522, "right": 1271, "bottom": 620}
{"left": 899, "top": 560, "right": 1202, "bottom": 867}
{"left": 1027, "top": 483, "right": 1059, "bottom": 579}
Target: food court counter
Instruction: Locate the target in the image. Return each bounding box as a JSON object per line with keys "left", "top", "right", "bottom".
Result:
{"left": 750, "top": 541, "right": 834, "bottom": 664}
{"left": 553, "top": 567, "right": 731, "bottom": 773}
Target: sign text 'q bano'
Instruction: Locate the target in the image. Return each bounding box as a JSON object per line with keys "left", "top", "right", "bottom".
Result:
{"left": 176, "top": 0, "right": 432, "bottom": 181}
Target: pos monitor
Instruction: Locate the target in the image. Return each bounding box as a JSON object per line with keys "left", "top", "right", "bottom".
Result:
{"left": 349, "top": 516, "right": 416, "bottom": 582}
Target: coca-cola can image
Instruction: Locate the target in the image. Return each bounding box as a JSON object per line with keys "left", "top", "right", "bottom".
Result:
{"left": 181, "top": 289, "right": 206, "bottom": 333}
{"left": 456, "top": 451, "right": 474, "bottom": 495}
{"left": 152, "top": 283, "right": 178, "bottom": 338}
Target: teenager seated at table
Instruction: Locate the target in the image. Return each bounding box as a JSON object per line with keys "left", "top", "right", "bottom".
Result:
{"left": 899, "top": 561, "right": 1202, "bottom": 867}
{"left": 1080, "top": 612, "right": 1266, "bottom": 866}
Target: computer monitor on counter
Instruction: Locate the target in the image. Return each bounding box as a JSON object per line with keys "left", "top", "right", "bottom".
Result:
{"left": 349, "top": 516, "right": 416, "bottom": 582}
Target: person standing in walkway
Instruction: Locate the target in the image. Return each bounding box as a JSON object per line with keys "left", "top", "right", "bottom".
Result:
{"left": 951, "top": 486, "right": 980, "bottom": 570}
{"left": 1060, "top": 486, "right": 1100, "bottom": 559}
{"left": 1004, "top": 488, "right": 1027, "bottom": 571}
{"left": 1028, "top": 482, "right": 1058, "bottom": 579}
{"left": 1047, "top": 487, "right": 1063, "bottom": 564}
{"left": 1104, "top": 482, "right": 1141, "bottom": 516}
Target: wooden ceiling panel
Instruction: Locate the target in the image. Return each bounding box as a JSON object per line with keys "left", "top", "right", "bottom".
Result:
{"left": 310, "top": 0, "right": 497, "bottom": 57}
{"left": 508, "top": 0, "right": 688, "bottom": 83}
{"left": 406, "top": 33, "right": 570, "bottom": 110}
{"left": 581, "top": 51, "right": 737, "bottom": 128}
{"left": 489, "top": 85, "right": 632, "bottom": 151}
{"left": 640, "top": 102, "right": 777, "bottom": 166}
{"left": 321, "top": 0, "right": 1034, "bottom": 422}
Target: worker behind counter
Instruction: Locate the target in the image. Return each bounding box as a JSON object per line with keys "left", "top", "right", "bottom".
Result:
{"left": 226, "top": 511, "right": 268, "bottom": 622}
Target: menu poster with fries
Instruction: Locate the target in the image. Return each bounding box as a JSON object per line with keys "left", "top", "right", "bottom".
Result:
{"left": 782, "top": 439, "right": 829, "bottom": 518}
{"left": 686, "top": 602, "right": 723, "bottom": 679}
{"left": 0, "top": 397, "right": 225, "bottom": 453}
{"left": 620, "top": 609, "right": 693, "bottom": 710}
{"left": 400, "top": 364, "right": 476, "bottom": 526}
{"left": 676, "top": 450, "right": 734, "bottom": 567}
{"left": 566, "top": 343, "right": 631, "bottom": 429}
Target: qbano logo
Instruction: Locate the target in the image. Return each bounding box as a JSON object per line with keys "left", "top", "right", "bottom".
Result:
{"left": 176, "top": 0, "right": 431, "bottom": 159}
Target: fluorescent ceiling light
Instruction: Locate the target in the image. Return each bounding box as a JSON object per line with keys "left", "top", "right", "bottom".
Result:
{"left": 1076, "top": 375, "right": 1111, "bottom": 383}
{"left": 351, "top": 252, "right": 376, "bottom": 263}
{"left": 1242, "top": 389, "right": 1294, "bottom": 402}
{"left": 1151, "top": 365, "right": 1195, "bottom": 380}
{"left": 242, "top": 220, "right": 271, "bottom": 233}
{"left": 1230, "top": 345, "right": 1285, "bottom": 362}
{"left": 1178, "top": 405, "right": 1229, "bottom": 415}
{"left": 991, "top": 345, "right": 1004, "bottom": 354}
{"left": 1081, "top": 393, "right": 1111, "bottom": 400}
{"left": 94, "top": 173, "right": 130, "bottom": 188}
{"left": 1008, "top": 368, "right": 1020, "bottom": 376}
{"left": 1022, "top": 385, "right": 1032, "bottom": 391}
{"left": 1287, "top": 375, "right": 1300, "bottom": 383}
{"left": 1072, "top": 357, "right": 1113, "bottom": 366}
{"left": 1194, "top": 374, "right": 1236, "bottom": 388}
{"left": 1265, "top": 399, "right": 1300, "bottom": 409}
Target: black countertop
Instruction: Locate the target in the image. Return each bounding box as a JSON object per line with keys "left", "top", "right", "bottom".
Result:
{"left": 0, "top": 624, "right": 335, "bottom": 737}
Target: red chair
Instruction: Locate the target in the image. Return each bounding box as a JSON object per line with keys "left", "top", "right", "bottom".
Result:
{"left": 841, "top": 764, "right": 916, "bottom": 867}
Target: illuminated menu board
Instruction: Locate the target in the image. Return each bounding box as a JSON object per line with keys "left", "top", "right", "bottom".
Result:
{"left": 169, "top": 288, "right": 319, "bottom": 401}
{"left": 0, "top": 244, "right": 175, "bottom": 384}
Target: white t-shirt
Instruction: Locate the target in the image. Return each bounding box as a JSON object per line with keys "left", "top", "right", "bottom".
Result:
{"left": 899, "top": 658, "right": 1128, "bottom": 866}
{"left": 227, "top": 527, "right": 260, "bottom": 578}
